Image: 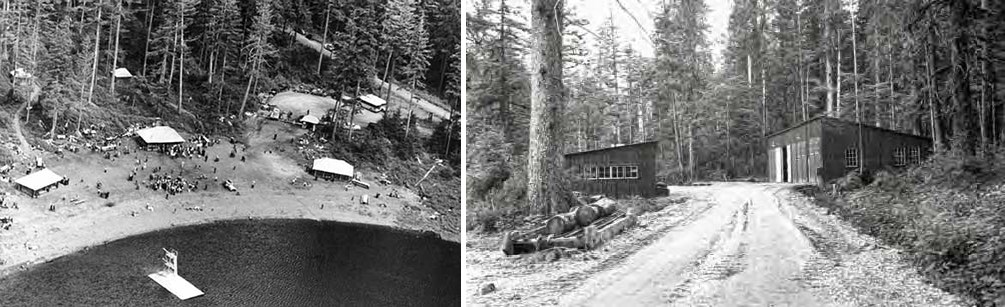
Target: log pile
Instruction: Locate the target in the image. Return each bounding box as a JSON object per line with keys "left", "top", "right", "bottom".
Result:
{"left": 500, "top": 197, "right": 636, "bottom": 256}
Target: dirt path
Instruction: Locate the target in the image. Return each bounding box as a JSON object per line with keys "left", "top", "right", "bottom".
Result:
{"left": 561, "top": 183, "right": 964, "bottom": 306}
{"left": 285, "top": 30, "right": 450, "bottom": 120}
{"left": 10, "top": 111, "right": 31, "bottom": 156}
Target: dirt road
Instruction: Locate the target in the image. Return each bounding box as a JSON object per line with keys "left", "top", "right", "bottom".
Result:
{"left": 563, "top": 183, "right": 962, "bottom": 306}
{"left": 285, "top": 30, "right": 451, "bottom": 120}
{"left": 468, "top": 183, "right": 965, "bottom": 306}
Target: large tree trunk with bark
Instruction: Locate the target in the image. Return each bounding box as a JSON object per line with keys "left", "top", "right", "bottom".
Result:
{"left": 526, "top": 0, "right": 568, "bottom": 215}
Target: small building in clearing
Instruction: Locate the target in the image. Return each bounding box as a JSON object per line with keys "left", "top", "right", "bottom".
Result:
{"left": 766, "top": 116, "right": 932, "bottom": 184}
{"left": 136, "top": 126, "right": 185, "bottom": 150}
{"left": 310, "top": 158, "right": 354, "bottom": 180}
{"left": 15, "top": 168, "right": 64, "bottom": 198}
{"left": 565, "top": 141, "right": 659, "bottom": 198}
{"left": 358, "top": 94, "right": 387, "bottom": 113}
{"left": 112, "top": 67, "right": 134, "bottom": 78}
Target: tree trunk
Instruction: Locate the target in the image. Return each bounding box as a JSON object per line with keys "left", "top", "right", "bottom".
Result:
{"left": 688, "top": 124, "right": 694, "bottom": 182}
{"left": 317, "top": 0, "right": 331, "bottom": 75}
{"left": 836, "top": 28, "right": 842, "bottom": 117}
{"left": 823, "top": 0, "right": 833, "bottom": 117}
{"left": 925, "top": 31, "right": 943, "bottom": 151}
{"left": 86, "top": 7, "right": 102, "bottom": 108}
{"left": 874, "top": 26, "right": 881, "bottom": 128}
{"left": 179, "top": 5, "right": 185, "bottom": 113}
{"left": 671, "top": 92, "right": 684, "bottom": 177}
{"left": 852, "top": 10, "right": 860, "bottom": 123}
{"left": 110, "top": 0, "right": 122, "bottom": 99}
{"left": 381, "top": 51, "right": 394, "bottom": 100}
{"left": 240, "top": 72, "right": 255, "bottom": 119}
{"left": 218, "top": 52, "right": 228, "bottom": 114}
{"left": 142, "top": 1, "right": 154, "bottom": 77}
{"left": 405, "top": 78, "right": 417, "bottom": 138}
{"left": 949, "top": 0, "right": 975, "bottom": 156}
{"left": 526, "top": 0, "right": 567, "bottom": 215}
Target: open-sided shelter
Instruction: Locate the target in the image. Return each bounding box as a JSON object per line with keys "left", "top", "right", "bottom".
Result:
{"left": 15, "top": 168, "right": 63, "bottom": 197}
{"left": 565, "top": 141, "right": 659, "bottom": 198}
{"left": 300, "top": 114, "right": 320, "bottom": 131}
{"left": 310, "top": 158, "right": 354, "bottom": 180}
{"left": 136, "top": 126, "right": 185, "bottom": 150}
{"left": 767, "top": 116, "right": 932, "bottom": 184}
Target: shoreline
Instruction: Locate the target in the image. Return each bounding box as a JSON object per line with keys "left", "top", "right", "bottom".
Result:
{"left": 0, "top": 190, "right": 459, "bottom": 279}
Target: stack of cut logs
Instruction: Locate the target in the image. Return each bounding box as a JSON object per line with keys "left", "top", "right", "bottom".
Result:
{"left": 500, "top": 197, "right": 637, "bottom": 256}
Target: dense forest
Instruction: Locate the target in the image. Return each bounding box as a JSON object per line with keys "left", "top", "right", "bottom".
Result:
{"left": 467, "top": 0, "right": 1005, "bottom": 303}
{"left": 467, "top": 0, "right": 1005, "bottom": 207}
{"left": 0, "top": 0, "right": 460, "bottom": 165}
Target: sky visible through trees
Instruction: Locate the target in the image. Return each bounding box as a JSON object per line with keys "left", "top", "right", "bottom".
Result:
{"left": 467, "top": 0, "right": 1005, "bottom": 213}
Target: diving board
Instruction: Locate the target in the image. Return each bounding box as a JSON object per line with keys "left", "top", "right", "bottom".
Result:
{"left": 148, "top": 271, "right": 204, "bottom": 300}
{"left": 147, "top": 248, "right": 204, "bottom": 300}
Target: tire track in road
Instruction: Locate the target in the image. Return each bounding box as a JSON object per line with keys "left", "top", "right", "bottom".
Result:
{"left": 664, "top": 201, "right": 751, "bottom": 306}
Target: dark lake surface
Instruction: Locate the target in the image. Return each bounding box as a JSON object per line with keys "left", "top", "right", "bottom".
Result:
{"left": 0, "top": 219, "right": 460, "bottom": 306}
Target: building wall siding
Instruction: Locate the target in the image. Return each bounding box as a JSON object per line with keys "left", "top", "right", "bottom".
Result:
{"left": 769, "top": 117, "right": 932, "bottom": 184}
{"left": 565, "top": 142, "right": 658, "bottom": 198}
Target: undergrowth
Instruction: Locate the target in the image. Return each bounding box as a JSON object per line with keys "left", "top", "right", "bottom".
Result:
{"left": 805, "top": 152, "right": 1005, "bottom": 305}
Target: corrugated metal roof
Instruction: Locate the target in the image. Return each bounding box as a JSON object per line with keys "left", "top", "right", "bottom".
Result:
{"left": 136, "top": 126, "right": 185, "bottom": 144}
{"left": 15, "top": 168, "right": 62, "bottom": 191}
{"left": 312, "top": 158, "right": 353, "bottom": 177}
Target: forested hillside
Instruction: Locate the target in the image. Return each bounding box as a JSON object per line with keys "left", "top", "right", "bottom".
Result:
{"left": 0, "top": 0, "right": 459, "bottom": 153}
{"left": 467, "top": 0, "right": 1005, "bottom": 207}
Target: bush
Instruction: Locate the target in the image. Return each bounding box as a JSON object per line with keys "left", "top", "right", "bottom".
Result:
{"left": 812, "top": 151, "right": 1005, "bottom": 304}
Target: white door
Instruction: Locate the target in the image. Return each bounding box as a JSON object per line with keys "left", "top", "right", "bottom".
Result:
{"left": 774, "top": 147, "right": 784, "bottom": 182}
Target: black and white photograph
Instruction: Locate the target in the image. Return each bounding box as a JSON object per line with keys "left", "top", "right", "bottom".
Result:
{"left": 0, "top": 0, "right": 461, "bottom": 305}
{"left": 465, "top": 0, "right": 1005, "bottom": 306}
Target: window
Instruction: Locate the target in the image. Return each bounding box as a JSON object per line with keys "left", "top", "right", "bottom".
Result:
{"left": 589, "top": 165, "right": 640, "bottom": 180}
{"left": 893, "top": 148, "right": 907, "bottom": 166}
{"left": 910, "top": 147, "right": 921, "bottom": 164}
{"left": 584, "top": 166, "right": 599, "bottom": 180}
{"left": 845, "top": 147, "right": 859, "bottom": 168}
{"left": 626, "top": 166, "right": 639, "bottom": 179}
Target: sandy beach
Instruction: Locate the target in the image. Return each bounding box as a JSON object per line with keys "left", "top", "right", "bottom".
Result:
{"left": 0, "top": 117, "right": 458, "bottom": 278}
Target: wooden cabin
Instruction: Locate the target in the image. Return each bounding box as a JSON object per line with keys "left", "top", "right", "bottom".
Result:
{"left": 767, "top": 116, "right": 932, "bottom": 184}
{"left": 565, "top": 141, "right": 659, "bottom": 198}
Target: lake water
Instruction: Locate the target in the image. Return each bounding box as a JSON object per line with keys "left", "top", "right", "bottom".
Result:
{"left": 0, "top": 219, "right": 460, "bottom": 306}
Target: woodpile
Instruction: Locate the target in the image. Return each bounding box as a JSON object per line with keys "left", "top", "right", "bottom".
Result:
{"left": 546, "top": 212, "right": 577, "bottom": 235}
{"left": 500, "top": 197, "right": 636, "bottom": 256}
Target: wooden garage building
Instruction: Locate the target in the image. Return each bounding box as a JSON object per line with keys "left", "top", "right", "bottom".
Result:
{"left": 565, "top": 141, "right": 658, "bottom": 198}
{"left": 767, "top": 116, "right": 932, "bottom": 184}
